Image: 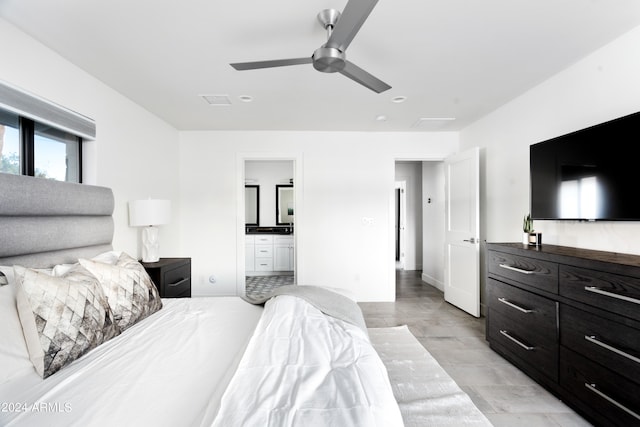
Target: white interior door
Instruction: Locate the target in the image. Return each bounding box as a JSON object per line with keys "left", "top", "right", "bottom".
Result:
{"left": 444, "top": 147, "right": 480, "bottom": 317}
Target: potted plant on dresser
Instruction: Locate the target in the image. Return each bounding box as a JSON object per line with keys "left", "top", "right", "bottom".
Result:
{"left": 523, "top": 214, "right": 534, "bottom": 245}
{"left": 522, "top": 213, "right": 541, "bottom": 246}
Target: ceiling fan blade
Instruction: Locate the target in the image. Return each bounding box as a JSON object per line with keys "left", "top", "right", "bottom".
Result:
{"left": 230, "top": 57, "right": 312, "bottom": 71}
{"left": 339, "top": 61, "right": 391, "bottom": 93}
{"left": 326, "top": 0, "right": 379, "bottom": 52}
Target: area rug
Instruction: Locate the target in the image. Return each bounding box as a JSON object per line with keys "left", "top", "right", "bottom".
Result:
{"left": 370, "top": 325, "right": 493, "bottom": 427}
{"left": 245, "top": 275, "right": 294, "bottom": 299}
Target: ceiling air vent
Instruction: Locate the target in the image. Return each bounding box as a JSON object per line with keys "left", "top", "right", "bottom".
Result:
{"left": 200, "top": 95, "right": 232, "bottom": 106}
{"left": 412, "top": 117, "right": 456, "bottom": 130}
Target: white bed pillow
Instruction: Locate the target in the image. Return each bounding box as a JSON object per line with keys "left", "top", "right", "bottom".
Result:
{"left": 79, "top": 252, "right": 162, "bottom": 331}
{"left": 14, "top": 264, "right": 120, "bottom": 379}
{"left": 50, "top": 264, "right": 75, "bottom": 276}
{"left": 91, "top": 250, "right": 122, "bottom": 265}
{"left": 46, "top": 251, "right": 122, "bottom": 278}
{"left": 0, "top": 267, "right": 34, "bottom": 384}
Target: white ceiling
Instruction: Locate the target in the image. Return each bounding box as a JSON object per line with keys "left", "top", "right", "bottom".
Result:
{"left": 2, "top": 0, "right": 640, "bottom": 132}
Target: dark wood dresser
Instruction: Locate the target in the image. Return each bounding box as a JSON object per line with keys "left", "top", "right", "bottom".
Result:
{"left": 486, "top": 243, "right": 640, "bottom": 426}
{"left": 141, "top": 257, "right": 191, "bottom": 298}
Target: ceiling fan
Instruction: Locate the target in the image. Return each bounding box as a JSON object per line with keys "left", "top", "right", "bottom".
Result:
{"left": 230, "top": 0, "right": 391, "bottom": 94}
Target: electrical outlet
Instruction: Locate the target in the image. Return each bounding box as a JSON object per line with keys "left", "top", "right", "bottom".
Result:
{"left": 361, "top": 217, "right": 374, "bottom": 226}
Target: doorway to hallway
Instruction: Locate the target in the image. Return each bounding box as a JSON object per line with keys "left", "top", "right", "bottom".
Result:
{"left": 394, "top": 160, "right": 446, "bottom": 293}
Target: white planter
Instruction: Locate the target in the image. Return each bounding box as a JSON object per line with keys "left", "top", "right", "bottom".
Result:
{"left": 529, "top": 232, "right": 542, "bottom": 246}
{"left": 523, "top": 232, "right": 542, "bottom": 246}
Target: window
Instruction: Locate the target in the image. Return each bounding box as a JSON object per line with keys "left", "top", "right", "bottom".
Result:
{"left": 0, "top": 110, "right": 20, "bottom": 175}
{"left": 0, "top": 109, "right": 82, "bottom": 183}
{"left": 34, "top": 122, "right": 81, "bottom": 182}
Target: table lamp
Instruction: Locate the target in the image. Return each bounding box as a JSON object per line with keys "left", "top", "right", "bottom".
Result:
{"left": 129, "top": 199, "right": 171, "bottom": 262}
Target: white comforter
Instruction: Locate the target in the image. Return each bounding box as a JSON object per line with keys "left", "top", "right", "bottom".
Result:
{"left": 212, "top": 295, "right": 404, "bottom": 427}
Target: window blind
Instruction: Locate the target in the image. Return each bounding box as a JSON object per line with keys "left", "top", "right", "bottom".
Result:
{"left": 0, "top": 80, "right": 96, "bottom": 140}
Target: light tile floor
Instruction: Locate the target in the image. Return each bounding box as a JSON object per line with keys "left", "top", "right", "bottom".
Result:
{"left": 358, "top": 270, "right": 593, "bottom": 427}
{"left": 245, "top": 274, "right": 294, "bottom": 299}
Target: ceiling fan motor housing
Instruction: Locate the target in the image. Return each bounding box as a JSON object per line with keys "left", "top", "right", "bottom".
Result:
{"left": 312, "top": 47, "right": 345, "bottom": 73}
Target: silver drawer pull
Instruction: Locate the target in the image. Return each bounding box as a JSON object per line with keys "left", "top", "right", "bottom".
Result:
{"left": 499, "top": 264, "right": 534, "bottom": 275}
{"left": 498, "top": 297, "right": 534, "bottom": 313}
{"left": 585, "top": 335, "right": 640, "bottom": 365}
{"left": 168, "top": 278, "right": 189, "bottom": 288}
{"left": 584, "top": 286, "right": 640, "bottom": 305}
{"left": 584, "top": 383, "right": 640, "bottom": 421}
{"left": 499, "top": 330, "right": 534, "bottom": 351}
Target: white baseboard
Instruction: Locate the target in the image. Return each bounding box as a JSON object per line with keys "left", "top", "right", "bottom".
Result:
{"left": 421, "top": 272, "right": 444, "bottom": 292}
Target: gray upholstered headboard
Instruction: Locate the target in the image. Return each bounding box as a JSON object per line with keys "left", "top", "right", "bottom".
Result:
{"left": 0, "top": 173, "right": 114, "bottom": 268}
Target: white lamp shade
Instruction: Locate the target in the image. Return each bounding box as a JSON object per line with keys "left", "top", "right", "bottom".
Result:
{"left": 129, "top": 199, "right": 171, "bottom": 226}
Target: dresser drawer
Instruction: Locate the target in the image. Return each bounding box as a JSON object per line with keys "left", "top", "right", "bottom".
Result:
{"left": 488, "top": 250, "right": 558, "bottom": 294}
{"left": 142, "top": 258, "right": 191, "bottom": 298}
{"left": 488, "top": 278, "right": 557, "bottom": 341}
{"left": 163, "top": 263, "right": 191, "bottom": 298}
{"left": 254, "top": 259, "right": 273, "bottom": 271}
{"left": 488, "top": 309, "right": 558, "bottom": 381}
{"left": 274, "top": 235, "right": 293, "bottom": 244}
{"left": 254, "top": 245, "right": 273, "bottom": 258}
{"left": 254, "top": 235, "right": 274, "bottom": 244}
{"left": 560, "top": 304, "right": 640, "bottom": 385}
{"left": 560, "top": 347, "right": 640, "bottom": 426}
{"left": 560, "top": 265, "right": 640, "bottom": 323}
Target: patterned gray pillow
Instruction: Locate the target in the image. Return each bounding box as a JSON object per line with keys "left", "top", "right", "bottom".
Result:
{"left": 14, "top": 264, "right": 119, "bottom": 378}
{"left": 0, "top": 271, "right": 8, "bottom": 287}
{"left": 116, "top": 252, "right": 162, "bottom": 312}
{"left": 79, "top": 252, "right": 162, "bottom": 331}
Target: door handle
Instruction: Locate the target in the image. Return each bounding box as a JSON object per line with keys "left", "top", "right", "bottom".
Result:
{"left": 463, "top": 237, "right": 476, "bottom": 244}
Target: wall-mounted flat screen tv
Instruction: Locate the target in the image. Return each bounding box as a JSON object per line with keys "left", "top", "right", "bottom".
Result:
{"left": 530, "top": 111, "right": 640, "bottom": 221}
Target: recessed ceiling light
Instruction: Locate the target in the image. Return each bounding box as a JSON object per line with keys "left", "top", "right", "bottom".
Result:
{"left": 375, "top": 115, "right": 387, "bottom": 122}
{"left": 238, "top": 95, "right": 253, "bottom": 102}
{"left": 391, "top": 96, "right": 407, "bottom": 103}
{"left": 200, "top": 94, "right": 232, "bottom": 106}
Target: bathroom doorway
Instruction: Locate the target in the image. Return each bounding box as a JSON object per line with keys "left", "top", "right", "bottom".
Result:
{"left": 243, "top": 159, "right": 296, "bottom": 298}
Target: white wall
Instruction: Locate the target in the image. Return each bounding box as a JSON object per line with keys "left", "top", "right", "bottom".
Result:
{"left": 245, "top": 160, "right": 293, "bottom": 226}
{"left": 461, "top": 24, "right": 640, "bottom": 256}
{"left": 0, "top": 18, "right": 181, "bottom": 259}
{"left": 422, "top": 161, "right": 445, "bottom": 290}
{"left": 179, "top": 131, "right": 458, "bottom": 301}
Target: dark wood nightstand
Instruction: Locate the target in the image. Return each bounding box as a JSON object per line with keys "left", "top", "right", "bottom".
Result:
{"left": 141, "top": 258, "right": 191, "bottom": 298}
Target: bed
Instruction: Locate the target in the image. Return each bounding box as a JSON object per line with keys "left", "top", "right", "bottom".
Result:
{"left": 0, "top": 173, "right": 492, "bottom": 427}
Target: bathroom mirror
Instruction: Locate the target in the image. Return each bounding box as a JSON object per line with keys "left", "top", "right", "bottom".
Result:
{"left": 276, "top": 184, "right": 294, "bottom": 225}
{"left": 245, "top": 185, "right": 259, "bottom": 225}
